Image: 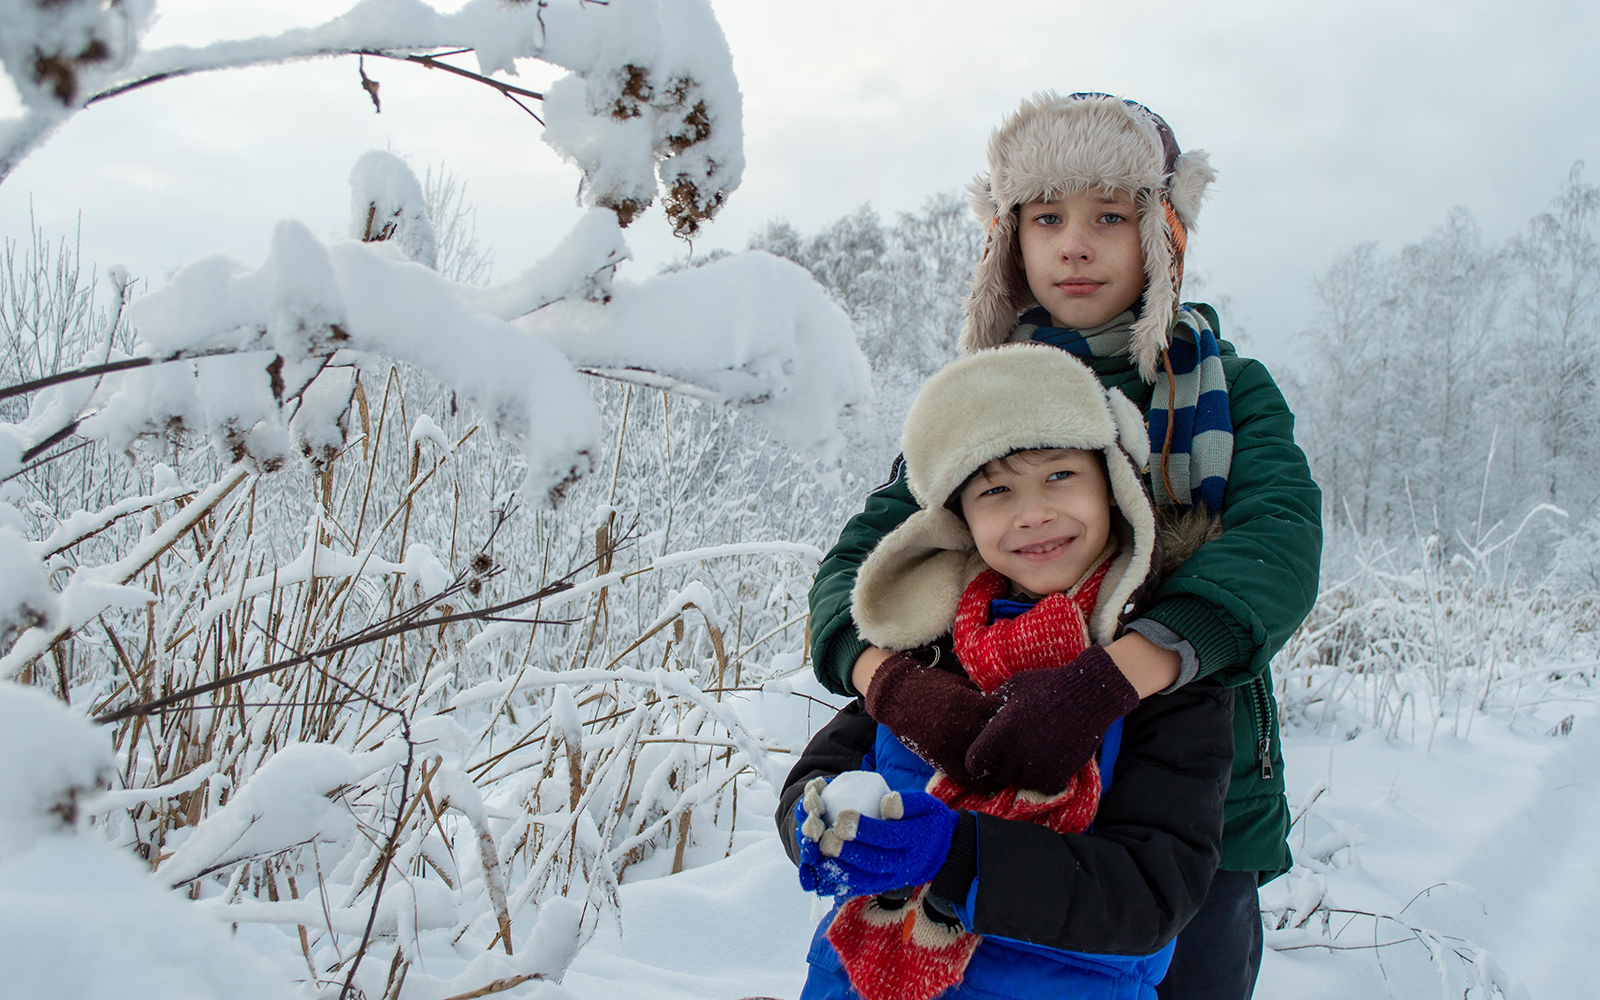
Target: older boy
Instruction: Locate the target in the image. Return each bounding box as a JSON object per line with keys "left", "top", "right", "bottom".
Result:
{"left": 808, "top": 93, "right": 1322, "bottom": 999}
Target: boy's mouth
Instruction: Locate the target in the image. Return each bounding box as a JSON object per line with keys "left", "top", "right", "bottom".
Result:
{"left": 1056, "top": 279, "right": 1104, "bottom": 296}
{"left": 1011, "top": 536, "right": 1074, "bottom": 559}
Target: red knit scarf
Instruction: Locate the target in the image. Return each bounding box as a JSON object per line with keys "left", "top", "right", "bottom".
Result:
{"left": 826, "top": 555, "right": 1115, "bottom": 1000}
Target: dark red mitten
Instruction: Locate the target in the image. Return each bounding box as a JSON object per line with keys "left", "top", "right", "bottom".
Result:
{"left": 964, "top": 646, "right": 1139, "bottom": 794}
{"left": 865, "top": 653, "right": 1004, "bottom": 792}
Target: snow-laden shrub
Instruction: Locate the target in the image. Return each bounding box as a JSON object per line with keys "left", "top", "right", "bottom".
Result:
{"left": 1551, "top": 513, "right": 1600, "bottom": 614}
{"left": 0, "top": 317, "right": 861, "bottom": 997}
{"left": 1274, "top": 508, "right": 1599, "bottom": 744}
{"left": 0, "top": 3, "right": 871, "bottom": 996}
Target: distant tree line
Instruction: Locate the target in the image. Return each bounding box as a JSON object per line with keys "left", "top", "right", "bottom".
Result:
{"left": 1287, "top": 165, "right": 1598, "bottom": 565}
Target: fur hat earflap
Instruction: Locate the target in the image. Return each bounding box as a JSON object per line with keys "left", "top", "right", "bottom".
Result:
{"left": 852, "top": 345, "right": 1157, "bottom": 650}
{"left": 963, "top": 93, "right": 1217, "bottom": 382}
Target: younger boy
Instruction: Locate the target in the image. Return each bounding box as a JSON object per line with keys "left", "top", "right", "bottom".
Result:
{"left": 778, "top": 345, "right": 1235, "bottom": 1000}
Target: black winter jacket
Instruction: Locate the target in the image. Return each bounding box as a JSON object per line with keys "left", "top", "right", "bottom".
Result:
{"left": 777, "top": 672, "right": 1234, "bottom": 955}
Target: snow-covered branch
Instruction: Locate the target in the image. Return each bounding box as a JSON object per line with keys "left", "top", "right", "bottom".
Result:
{"left": 3, "top": 0, "right": 747, "bottom": 237}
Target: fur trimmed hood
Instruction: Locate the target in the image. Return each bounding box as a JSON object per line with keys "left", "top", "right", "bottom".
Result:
{"left": 851, "top": 345, "right": 1157, "bottom": 651}
{"left": 963, "top": 93, "right": 1216, "bottom": 382}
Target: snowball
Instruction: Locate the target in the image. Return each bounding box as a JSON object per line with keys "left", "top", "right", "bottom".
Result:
{"left": 821, "top": 771, "right": 890, "bottom": 825}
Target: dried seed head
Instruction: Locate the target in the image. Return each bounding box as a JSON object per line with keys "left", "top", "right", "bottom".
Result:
{"left": 471, "top": 552, "right": 493, "bottom": 574}
{"left": 467, "top": 578, "right": 483, "bottom": 597}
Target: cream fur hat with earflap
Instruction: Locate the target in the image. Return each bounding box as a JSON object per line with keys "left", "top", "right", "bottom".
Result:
{"left": 851, "top": 344, "right": 1156, "bottom": 651}
{"left": 963, "top": 92, "right": 1216, "bottom": 382}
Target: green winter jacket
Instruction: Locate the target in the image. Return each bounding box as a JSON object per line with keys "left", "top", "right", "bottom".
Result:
{"left": 806, "top": 305, "right": 1320, "bottom": 881}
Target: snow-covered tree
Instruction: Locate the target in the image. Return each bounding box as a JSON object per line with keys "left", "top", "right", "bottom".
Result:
{"left": 1508, "top": 164, "right": 1600, "bottom": 509}
{"left": 1291, "top": 170, "right": 1600, "bottom": 558}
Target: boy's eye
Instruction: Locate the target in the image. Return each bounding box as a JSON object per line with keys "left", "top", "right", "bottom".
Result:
{"left": 1034, "top": 213, "right": 1061, "bottom": 226}
{"left": 978, "top": 484, "right": 1008, "bottom": 497}
{"left": 1098, "top": 212, "right": 1126, "bottom": 225}
{"left": 1046, "top": 469, "right": 1074, "bottom": 482}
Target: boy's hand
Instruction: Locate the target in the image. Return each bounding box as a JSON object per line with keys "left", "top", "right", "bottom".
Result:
{"left": 864, "top": 653, "right": 1005, "bottom": 792}
{"left": 965, "top": 646, "right": 1140, "bottom": 793}
{"left": 795, "top": 779, "right": 958, "bottom": 897}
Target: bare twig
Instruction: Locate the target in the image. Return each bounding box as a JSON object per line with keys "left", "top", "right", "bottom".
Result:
{"left": 93, "top": 579, "right": 572, "bottom": 724}
{"left": 0, "top": 345, "right": 241, "bottom": 402}
{"left": 358, "top": 55, "right": 381, "bottom": 112}
{"left": 93, "top": 520, "right": 633, "bottom": 725}
{"left": 85, "top": 48, "right": 546, "bottom": 116}
{"left": 437, "top": 973, "right": 549, "bottom": 1000}
{"left": 360, "top": 50, "right": 545, "bottom": 104}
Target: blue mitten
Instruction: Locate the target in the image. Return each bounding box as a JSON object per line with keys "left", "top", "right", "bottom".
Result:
{"left": 794, "top": 777, "right": 958, "bottom": 898}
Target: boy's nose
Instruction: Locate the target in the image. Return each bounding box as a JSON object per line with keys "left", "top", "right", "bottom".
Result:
{"left": 1058, "top": 221, "right": 1094, "bottom": 261}
{"left": 1016, "top": 501, "right": 1057, "bottom": 528}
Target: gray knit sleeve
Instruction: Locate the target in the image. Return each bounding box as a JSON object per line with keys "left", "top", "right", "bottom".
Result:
{"left": 1123, "top": 618, "right": 1199, "bottom": 694}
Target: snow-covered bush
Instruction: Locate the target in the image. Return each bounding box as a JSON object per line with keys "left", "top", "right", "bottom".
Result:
{"left": 1551, "top": 512, "right": 1600, "bottom": 612}
{"left": 0, "top": 2, "right": 872, "bottom": 996}
{"left": 8, "top": 353, "right": 856, "bottom": 997}
{"left": 1274, "top": 506, "right": 1598, "bottom": 745}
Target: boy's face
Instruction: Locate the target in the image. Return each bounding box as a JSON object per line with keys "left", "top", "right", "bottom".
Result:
{"left": 958, "top": 448, "right": 1113, "bottom": 600}
{"left": 1018, "top": 190, "right": 1146, "bottom": 330}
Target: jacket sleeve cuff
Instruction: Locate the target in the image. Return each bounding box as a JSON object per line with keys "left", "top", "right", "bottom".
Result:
{"left": 931, "top": 810, "right": 978, "bottom": 917}
{"left": 825, "top": 623, "right": 873, "bottom": 696}
{"left": 1122, "top": 619, "right": 1199, "bottom": 693}
{"left": 1140, "top": 595, "right": 1254, "bottom": 680}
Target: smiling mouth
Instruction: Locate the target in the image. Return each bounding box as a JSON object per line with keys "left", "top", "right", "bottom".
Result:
{"left": 1012, "top": 536, "right": 1074, "bottom": 558}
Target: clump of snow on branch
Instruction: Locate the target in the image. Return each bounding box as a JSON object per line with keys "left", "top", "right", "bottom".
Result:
{"left": 157, "top": 740, "right": 409, "bottom": 887}
{"left": 103, "top": 220, "right": 604, "bottom": 501}
{"left": 0, "top": 0, "right": 151, "bottom": 111}
{"left": 351, "top": 150, "right": 438, "bottom": 268}
{"left": 0, "top": 682, "right": 109, "bottom": 858}
{"left": 535, "top": 0, "right": 744, "bottom": 234}
{"left": 0, "top": 526, "right": 57, "bottom": 650}
{"left": 0, "top": 0, "right": 155, "bottom": 176}
{"left": 527, "top": 250, "right": 871, "bottom": 468}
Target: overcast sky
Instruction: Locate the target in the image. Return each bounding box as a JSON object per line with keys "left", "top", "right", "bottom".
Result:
{"left": 2, "top": 0, "right": 1597, "bottom": 373}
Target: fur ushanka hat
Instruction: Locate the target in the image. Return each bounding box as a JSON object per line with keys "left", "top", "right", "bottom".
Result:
{"left": 963, "top": 92, "right": 1216, "bottom": 382}
{"left": 851, "top": 344, "right": 1157, "bottom": 651}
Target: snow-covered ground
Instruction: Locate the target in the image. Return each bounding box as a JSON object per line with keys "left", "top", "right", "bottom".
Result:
{"left": 554, "top": 678, "right": 1599, "bottom": 1000}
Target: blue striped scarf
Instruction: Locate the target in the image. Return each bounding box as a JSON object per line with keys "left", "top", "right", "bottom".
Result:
{"left": 1019, "top": 306, "right": 1232, "bottom": 513}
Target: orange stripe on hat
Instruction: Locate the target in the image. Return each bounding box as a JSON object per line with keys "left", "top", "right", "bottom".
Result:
{"left": 1163, "top": 195, "right": 1188, "bottom": 298}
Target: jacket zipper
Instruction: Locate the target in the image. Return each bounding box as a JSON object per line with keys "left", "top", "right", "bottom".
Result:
{"left": 1249, "top": 677, "right": 1274, "bottom": 780}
